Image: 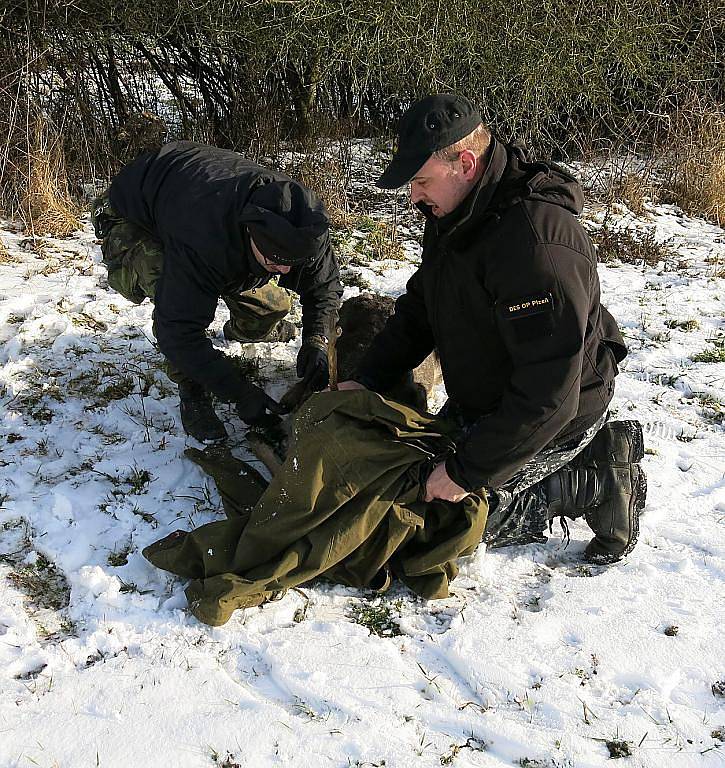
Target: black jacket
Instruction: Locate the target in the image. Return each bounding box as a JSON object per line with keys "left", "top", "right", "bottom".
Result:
{"left": 357, "top": 140, "right": 627, "bottom": 491}
{"left": 109, "top": 141, "right": 342, "bottom": 401}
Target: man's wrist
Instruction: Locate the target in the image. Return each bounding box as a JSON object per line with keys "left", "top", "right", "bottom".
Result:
{"left": 302, "top": 334, "right": 328, "bottom": 351}
{"left": 445, "top": 455, "right": 477, "bottom": 494}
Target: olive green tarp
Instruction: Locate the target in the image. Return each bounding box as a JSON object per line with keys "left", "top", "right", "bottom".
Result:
{"left": 143, "top": 391, "right": 488, "bottom": 625}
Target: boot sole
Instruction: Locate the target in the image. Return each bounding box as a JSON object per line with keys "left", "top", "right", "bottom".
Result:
{"left": 627, "top": 421, "right": 645, "bottom": 464}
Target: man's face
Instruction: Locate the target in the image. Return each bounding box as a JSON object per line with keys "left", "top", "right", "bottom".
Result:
{"left": 409, "top": 154, "right": 472, "bottom": 217}
{"left": 250, "top": 237, "right": 292, "bottom": 274}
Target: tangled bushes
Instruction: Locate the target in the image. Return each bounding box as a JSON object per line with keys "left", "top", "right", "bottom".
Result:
{"left": 0, "top": 0, "right": 722, "bottom": 229}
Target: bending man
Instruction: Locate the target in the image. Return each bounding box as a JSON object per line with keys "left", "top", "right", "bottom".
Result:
{"left": 93, "top": 141, "right": 342, "bottom": 441}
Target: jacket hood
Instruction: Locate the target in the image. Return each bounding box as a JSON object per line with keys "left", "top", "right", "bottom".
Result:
{"left": 493, "top": 141, "right": 584, "bottom": 215}
{"left": 430, "top": 139, "right": 584, "bottom": 240}
{"left": 240, "top": 180, "right": 329, "bottom": 266}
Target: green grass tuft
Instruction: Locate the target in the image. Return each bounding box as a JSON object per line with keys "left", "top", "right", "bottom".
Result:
{"left": 348, "top": 599, "right": 403, "bottom": 637}
{"left": 691, "top": 347, "right": 725, "bottom": 364}
{"left": 107, "top": 543, "right": 133, "bottom": 567}
{"left": 8, "top": 553, "right": 70, "bottom": 612}
{"left": 99, "top": 376, "right": 135, "bottom": 402}
{"left": 664, "top": 318, "right": 699, "bottom": 331}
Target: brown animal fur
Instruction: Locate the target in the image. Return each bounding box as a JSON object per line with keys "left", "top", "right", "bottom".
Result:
{"left": 337, "top": 293, "right": 441, "bottom": 410}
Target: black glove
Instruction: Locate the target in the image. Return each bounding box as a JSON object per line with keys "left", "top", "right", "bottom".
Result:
{"left": 296, "top": 335, "right": 329, "bottom": 391}
{"left": 247, "top": 412, "right": 289, "bottom": 458}
{"left": 236, "top": 382, "right": 284, "bottom": 426}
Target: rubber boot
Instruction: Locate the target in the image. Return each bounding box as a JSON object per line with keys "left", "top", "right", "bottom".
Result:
{"left": 223, "top": 319, "right": 297, "bottom": 344}
{"left": 178, "top": 380, "right": 227, "bottom": 442}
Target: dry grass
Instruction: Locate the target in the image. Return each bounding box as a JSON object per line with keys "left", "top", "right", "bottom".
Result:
{"left": 607, "top": 172, "right": 655, "bottom": 216}
{"left": 663, "top": 107, "right": 725, "bottom": 226}
{"left": 20, "top": 119, "right": 80, "bottom": 238}
{"left": 285, "top": 150, "right": 353, "bottom": 229}
{"left": 354, "top": 216, "right": 406, "bottom": 262}
{"left": 0, "top": 239, "right": 20, "bottom": 263}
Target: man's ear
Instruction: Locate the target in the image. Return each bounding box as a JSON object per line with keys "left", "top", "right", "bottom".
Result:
{"left": 459, "top": 149, "right": 478, "bottom": 180}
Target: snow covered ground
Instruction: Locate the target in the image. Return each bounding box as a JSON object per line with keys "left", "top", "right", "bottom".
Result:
{"left": 0, "top": 145, "right": 723, "bottom": 768}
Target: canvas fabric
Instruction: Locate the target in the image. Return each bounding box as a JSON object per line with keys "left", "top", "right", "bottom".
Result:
{"left": 143, "top": 391, "right": 488, "bottom": 626}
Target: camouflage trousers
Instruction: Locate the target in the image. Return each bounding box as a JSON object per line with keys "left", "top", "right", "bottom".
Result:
{"left": 440, "top": 400, "right": 607, "bottom": 547}
{"left": 483, "top": 412, "right": 608, "bottom": 546}
{"left": 91, "top": 191, "right": 291, "bottom": 383}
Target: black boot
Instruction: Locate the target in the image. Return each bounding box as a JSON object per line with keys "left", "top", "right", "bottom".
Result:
{"left": 482, "top": 421, "right": 646, "bottom": 560}
{"left": 576, "top": 420, "right": 644, "bottom": 465}
{"left": 576, "top": 420, "right": 645, "bottom": 563}
{"left": 544, "top": 421, "right": 647, "bottom": 563}
{"left": 583, "top": 463, "right": 646, "bottom": 563}
{"left": 178, "top": 380, "right": 227, "bottom": 442}
{"left": 545, "top": 460, "right": 646, "bottom": 564}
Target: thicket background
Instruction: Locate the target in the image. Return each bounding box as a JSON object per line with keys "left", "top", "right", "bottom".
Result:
{"left": 0, "top": 0, "right": 723, "bottom": 232}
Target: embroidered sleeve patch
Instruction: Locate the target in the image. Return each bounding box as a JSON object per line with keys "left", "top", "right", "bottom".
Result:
{"left": 505, "top": 293, "right": 554, "bottom": 318}
{"left": 500, "top": 292, "right": 555, "bottom": 342}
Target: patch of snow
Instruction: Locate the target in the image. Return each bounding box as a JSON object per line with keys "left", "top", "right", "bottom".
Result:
{"left": 0, "top": 152, "right": 724, "bottom": 767}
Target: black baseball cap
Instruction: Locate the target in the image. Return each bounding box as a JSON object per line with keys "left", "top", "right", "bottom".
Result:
{"left": 239, "top": 179, "right": 329, "bottom": 266}
{"left": 377, "top": 93, "right": 483, "bottom": 189}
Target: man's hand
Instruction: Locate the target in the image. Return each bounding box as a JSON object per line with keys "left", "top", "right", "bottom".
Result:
{"left": 424, "top": 462, "right": 469, "bottom": 503}
{"left": 236, "top": 382, "right": 284, "bottom": 425}
{"left": 297, "top": 336, "right": 329, "bottom": 390}
{"left": 333, "top": 380, "right": 368, "bottom": 391}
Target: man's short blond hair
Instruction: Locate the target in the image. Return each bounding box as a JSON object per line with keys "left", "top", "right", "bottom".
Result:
{"left": 433, "top": 123, "right": 491, "bottom": 162}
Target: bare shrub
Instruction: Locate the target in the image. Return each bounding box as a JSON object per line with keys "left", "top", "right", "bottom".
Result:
{"left": 662, "top": 105, "right": 725, "bottom": 226}
{"left": 0, "top": 1, "right": 722, "bottom": 230}
{"left": 20, "top": 118, "right": 80, "bottom": 238}
{"left": 284, "top": 148, "right": 352, "bottom": 229}
{"left": 114, "top": 111, "right": 168, "bottom": 165}
{"left": 591, "top": 217, "right": 675, "bottom": 267}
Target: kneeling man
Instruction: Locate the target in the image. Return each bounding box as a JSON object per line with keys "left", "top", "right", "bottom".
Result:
{"left": 339, "top": 94, "right": 645, "bottom": 563}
